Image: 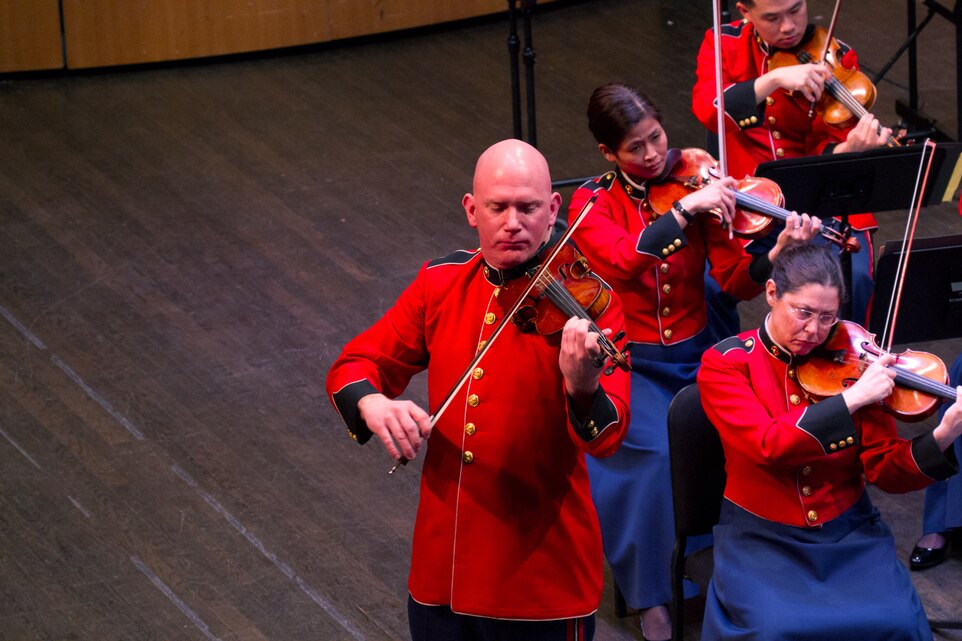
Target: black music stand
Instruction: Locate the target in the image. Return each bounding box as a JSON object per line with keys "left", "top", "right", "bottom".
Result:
{"left": 756, "top": 143, "right": 962, "bottom": 319}
{"left": 868, "top": 234, "right": 962, "bottom": 345}
{"left": 869, "top": 234, "right": 962, "bottom": 634}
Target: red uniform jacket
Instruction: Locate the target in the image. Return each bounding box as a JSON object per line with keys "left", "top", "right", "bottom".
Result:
{"left": 698, "top": 321, "right": 957, "bottom": 527}
{"left": 326, "top": 248, "right": 631, "bottom": 619}
{"left": 570, "top": 168, "right": 769, "bottom": 345}
{"left": 692, "top": 20, "right": 876, "bottom": 231}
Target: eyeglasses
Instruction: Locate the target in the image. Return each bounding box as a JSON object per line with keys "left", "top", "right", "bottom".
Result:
{"left": 787, "top": 304, "right": 839, "bottom": 328}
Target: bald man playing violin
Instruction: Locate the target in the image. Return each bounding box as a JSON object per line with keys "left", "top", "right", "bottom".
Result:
{"left": 326, "top": 139, "right": 630, "bottom": 641}
{"left": 692, "top": 0, "right": 893, "bottom": 326}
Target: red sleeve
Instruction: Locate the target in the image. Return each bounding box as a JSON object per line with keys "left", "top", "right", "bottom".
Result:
{"left": 701, "top": 217, "right": 766, "bottom": 301}
{"left": 565, "top": 289, "right": 632, "bottom": 459}
{"left": 325, "top": 262, "right": 430, "bottom": 441}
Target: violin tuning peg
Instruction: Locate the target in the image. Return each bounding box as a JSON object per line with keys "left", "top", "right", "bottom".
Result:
{"left": 612, "top": 331, "right": 626, "bottom": 343}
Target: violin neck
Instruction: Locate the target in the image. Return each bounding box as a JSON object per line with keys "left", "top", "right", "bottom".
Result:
{"left": 796, "top": 51, "right": 899, "bottom": 147}
{"left": 892, "top": 366, "right": 958, "bottom": 402}
{"left": 732, "top": 189, "right": 789, "bottom": 221}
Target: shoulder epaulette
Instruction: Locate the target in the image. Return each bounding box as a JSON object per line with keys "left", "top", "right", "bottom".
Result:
{"left": 720, "top": 20, "right": 746, "bottom": 37}
{"left": 579, "top": 171, "right": 617, "bottom": 192}
{"left": 712, "top": 335, "right": 756, "bottom": 355}
{"left": 428, "top": 249, "right": 479, "bottom": 269}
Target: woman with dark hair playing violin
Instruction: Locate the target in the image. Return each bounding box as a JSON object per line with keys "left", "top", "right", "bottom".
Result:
{"left": 692, "top": 0, "right": 896, "bottom": 327}
{"left": 697, "top": 244, "right": 962, "bottom": 641}
{"left": 568, "top": 82, "right": 819, "bottom": 640}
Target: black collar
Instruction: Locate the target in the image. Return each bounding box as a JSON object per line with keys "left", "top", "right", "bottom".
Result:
{"left": 482, "top": 230, "right": 562, "bottom": 286}
{"left": 759, "top": 315, "right": 795, "bottom": 365}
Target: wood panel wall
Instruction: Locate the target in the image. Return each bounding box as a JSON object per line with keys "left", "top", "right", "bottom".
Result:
{"left": 0, "top": 0, "right": 64, "bottom": 72}
{"left": 56, "top": 0, "right": 531, "bottom": 70}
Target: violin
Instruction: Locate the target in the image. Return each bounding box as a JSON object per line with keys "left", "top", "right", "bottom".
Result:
{"left": 498, "top": 242, "right": 630, "bottom": 375}
{"left": 646, "top": 148, "right": 860, "bottom": 253}
{"left": 796, "top": 321, "right": 958, "bottom": 422}
{"left": 767, "top": 26, "right": 900, "bottom": 147}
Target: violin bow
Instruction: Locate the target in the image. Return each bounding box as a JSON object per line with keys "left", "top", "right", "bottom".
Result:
{"left": 711, "top": 0, "right": 731, "bottom": 237}
{"left": 809, "top": 0, "right": 843, "bottom": 117}
{"left": 879, "top": 139, "right": 937, "bottom": 354}
{"left": 388, "top": 194, "right": 600, "bottom": 474}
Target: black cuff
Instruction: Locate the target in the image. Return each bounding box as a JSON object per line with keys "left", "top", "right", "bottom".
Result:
{"left": 331, "top": 379, "right": 379, "bottom": 444}
{"left": 635, "top": 213, "right": 689, "bottom": 258}
{"left": 796, "top": 394, "right": 858, "bottom": 455}
{"left": 724, "top": 80, "right": 764, "bottom": 129}
{"left": 748, "top": 251, "right": 773, "bottom": 283}
{"left": 569, "top": 387, "right": 620, "bottom": 443}
{"left": 911, "top": 432, "right": 960, "bottom": 480}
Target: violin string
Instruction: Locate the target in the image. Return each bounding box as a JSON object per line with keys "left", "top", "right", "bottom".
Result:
{"left": 534, "top": 272, "right": 620, "bottom": 359}
{"left": 734, "top": 189, "right": 848, "bottom": 246}
{"left": 809, "top": 352, "right": 957, "bottom": 399}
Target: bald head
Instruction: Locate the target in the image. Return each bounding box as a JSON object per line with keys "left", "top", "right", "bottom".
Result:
{"left": 473, "top": 139, "right": 553, "bottom": 196}
{"left": 463, "top": 139, "right": 561, "bottom": 270}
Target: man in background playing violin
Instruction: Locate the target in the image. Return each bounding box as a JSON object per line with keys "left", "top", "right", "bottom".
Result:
{"left": 326, "top": 139, "right": 631, "bottom": 641}
{"left": 692, "top": 0, "right": 894, "bottom": 326}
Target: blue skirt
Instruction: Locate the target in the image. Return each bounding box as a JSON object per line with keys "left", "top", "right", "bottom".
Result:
{"left": 586, "top": 335, "right": 711, "bottom": 609}
{"left": 703, "top": 493, "right": 932, "bottom": 641}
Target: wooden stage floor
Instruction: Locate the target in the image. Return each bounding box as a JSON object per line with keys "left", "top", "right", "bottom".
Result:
{"left": 0, "top": 1, "right": 960, "bottom": 638}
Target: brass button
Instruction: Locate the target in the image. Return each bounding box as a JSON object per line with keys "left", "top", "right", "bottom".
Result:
{"left": 745, "top": 338, "right": 754, "bottom": 348}
{"left": 750, "top": 115, "right": 758, "bottom": 124}
{"left": 477, "top": 340, "right": 486, "bottom": 352}
{"left": 768, "top": 116, "right": 776, "bottom": 124}
{"left": 625, "top": 184, "right": 633, "bottom": 194}
{"left": 472, "top": 367, "right": 484, "bottom": 380}
{"left": 772, "top": 131, "right": 782, "bottom": 140}
{"left": 801, "top": 465, "right": 812, "bottom": 476}
{"left": 662, "top": 307, "right": 671, "bottom": 316}
{"left": 463, "top": 451, "right": 474, "bottom": 464}
{"left": 766, "top": 97, "right": 775, "bottom": 106}
{"left": 662, "top": 248, "right": 669, "bottom": 256}
{"left": 660, "top": 263, "right": 669, "bottom": 274}
{"left": 846, "top": 436, "right": 855, "bottom": 445}
{"left": 484, "top": 312, "right": 496, "bottom": 325}
{"left": 807, "top": 510, "right": 818, "bottom": 522}
{"left": 789, "top": 394, "right": 801, "bottom": 406}
{"left": 493, "top": 287, "right": 500, "bottom": 297}
{"left": 465, "top": 422, "right": 476, "bottom": 436}
{"left": 667, "top": 245, "right": 676, "bottom": 253}
{"left": 829, "top": 442, "right": 838, "bottom": 451}
{"left": 776, "top": 148, "right": 785, "bottom": 158}
{"left": 801, "top": 485, "right": 812, "bottom": 497}
{"left": 467, "top": 394, "right": 479, "bottom": 407}
{"left": 673, "top": 238, "right": 682, "bottom": 247}
{"left": 838, "top": 440, "right": 847, "bottom": 449}
{"left": 483, "top": 266, "right": 490, "bottom": 277}
{"left": 663, "top": 329, "right": 673, "bottom": 340}
{"left": 788, "top": 367, "right": 796, "bottom": 379}
{"left": 662, "top": 284, "right": 671, "bottom": 294}
{"left": 348, "top": 430, "right": 358, "bottom": 441}
{"left": 770, "top": 345, "right": 779, "bottom": 356}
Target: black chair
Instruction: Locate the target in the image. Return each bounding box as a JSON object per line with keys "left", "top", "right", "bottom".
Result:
{"left": 667, "top": 383, "right": 727, "bottom": 641}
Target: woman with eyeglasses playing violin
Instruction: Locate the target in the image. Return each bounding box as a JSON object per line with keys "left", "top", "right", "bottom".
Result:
{"left": 697, "top": 244, "right": 962, "bottom": 641}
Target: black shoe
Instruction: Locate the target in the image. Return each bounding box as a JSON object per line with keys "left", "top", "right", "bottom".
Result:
{"left": 910, "top": 539, "right": 949, "bottom": 571}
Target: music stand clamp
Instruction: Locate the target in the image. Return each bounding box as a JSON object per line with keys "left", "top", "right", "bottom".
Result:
{"left": 755, "top": 143, "right": 962, "bottom": 320}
